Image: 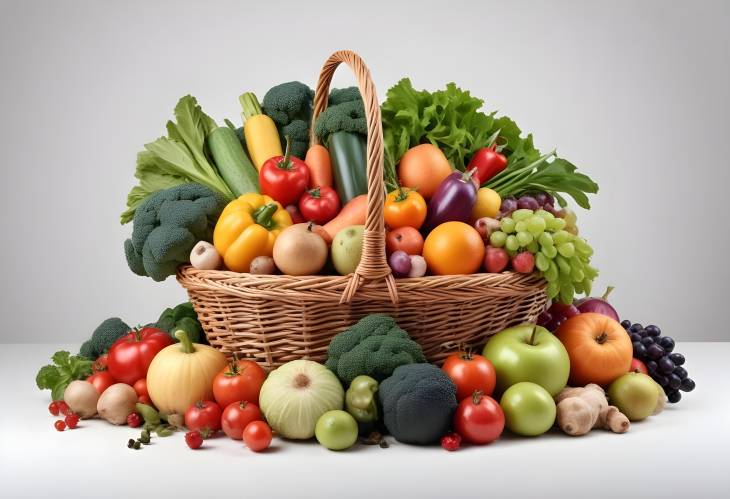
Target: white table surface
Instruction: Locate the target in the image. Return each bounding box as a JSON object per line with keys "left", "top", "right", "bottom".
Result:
{"left": 1, "top": 342, "right": 727, "bottom": 499}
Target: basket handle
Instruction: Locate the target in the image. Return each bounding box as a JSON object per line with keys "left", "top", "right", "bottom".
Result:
{"left": 310, "top": 50, "right": 398, "bottom": 304}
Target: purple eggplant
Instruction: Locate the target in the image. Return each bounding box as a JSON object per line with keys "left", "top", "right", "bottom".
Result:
{"left": 422, "top": 169, "right": 478, "bottom": 232}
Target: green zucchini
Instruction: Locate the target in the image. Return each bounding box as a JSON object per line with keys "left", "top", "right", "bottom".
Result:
{"left": 207, "top": 127, "right": 259, "bottom": 196}
{"left": 328, "top": 131, "right": 368, "bottom": 203}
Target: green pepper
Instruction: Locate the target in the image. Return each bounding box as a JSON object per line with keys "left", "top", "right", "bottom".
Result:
{"left": 345, "top": 375, "right": 379, "bottom": 423}
{"left": 328, "top": 131, "right": 368, "bottom": 204}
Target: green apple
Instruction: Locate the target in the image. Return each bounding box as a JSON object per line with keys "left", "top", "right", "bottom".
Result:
{"left": 315, "top": 410, "right": 358, "bottom": 450}
{"left": 482, "top": 324, "right": 570, "bottom": 396}
{"left": 331, "top": 225, "right": 365, "bottom": 275}
{"left": 608, "top": 372, "right": 659, "bottom": 421}
{"left": 500, "top": 382, "right": 556, "bottom": 436}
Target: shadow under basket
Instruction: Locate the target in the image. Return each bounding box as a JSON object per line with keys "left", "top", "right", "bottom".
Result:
{"left": 177, "top": 265, "right": 547, "bottom": 369}
{"left": 176, "top": 49, "right": 548, "bottom": 369}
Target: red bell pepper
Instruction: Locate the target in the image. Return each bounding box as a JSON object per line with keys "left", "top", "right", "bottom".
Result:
{"left": 298, "top": 186, "right": 341, "bottom": 225}
{"left": 259, "top": 136, "right": 310, "bottom": 206}
{"left": 468, "top": 146, "right": 508, "bottom": 185}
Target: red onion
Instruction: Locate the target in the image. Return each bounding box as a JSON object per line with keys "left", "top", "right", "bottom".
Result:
{"left": 574, "top": 286, "right": 620, "bottom": 321}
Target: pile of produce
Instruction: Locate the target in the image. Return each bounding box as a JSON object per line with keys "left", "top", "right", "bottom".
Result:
{"left": 117, "top": 79, "right": 598, "bottom": 306}
{"left": 34, "top": 72, "right": 694, "bottom": 453}
{"left": 37, "top": 302, "right": 691, "bottom": 451}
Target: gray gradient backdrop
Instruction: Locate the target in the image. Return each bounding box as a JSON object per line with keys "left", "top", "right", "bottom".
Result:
{"left": 0, "top": 0, "right": 728, "bottom": 343}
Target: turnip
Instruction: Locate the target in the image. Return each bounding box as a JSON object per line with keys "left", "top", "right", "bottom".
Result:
{"left": 190, "top": 241, "right": 221, "bottom": 270}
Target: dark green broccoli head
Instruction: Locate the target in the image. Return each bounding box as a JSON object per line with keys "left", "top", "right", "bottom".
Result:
{"left": 327, "top": 86, "right": 362, "bottom": 106}
{"left": 154, "top": 302, "right": 206, "bottom": 344}
{"left": 325, "top": 314, "right": 426, "bottom": 385}
{"left": 315, "top": 91, "right": 366, "bottom": 142}
{"left": 262, "top": 81, "right": 314, "bottom": 159}
{"left": 79, "top": 317, "right": 131, "bottom": 359}
{"left": 124, "top": 183, "right": 225, "bottom": 281}
{"left": 379, "top": 363, "right": 457, "bottom": 445}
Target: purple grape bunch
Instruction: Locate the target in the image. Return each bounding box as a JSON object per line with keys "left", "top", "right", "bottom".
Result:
{"left": 621, "top": 320, "right": 695, "bottom": 403}
{"left": 499, "top": 192, "right": 558, "bottom": 218}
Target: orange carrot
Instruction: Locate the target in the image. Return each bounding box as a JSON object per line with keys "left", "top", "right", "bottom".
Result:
{"left": 305, "top": 145, "right": 333, "bottom": 189}
{"left": 322, "top": 194, "right": 367, "bottom": 243}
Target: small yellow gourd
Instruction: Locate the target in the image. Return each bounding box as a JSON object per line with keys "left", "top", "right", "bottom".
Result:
{"left": 146, "top": 330, "right": 227, "bottom": 416}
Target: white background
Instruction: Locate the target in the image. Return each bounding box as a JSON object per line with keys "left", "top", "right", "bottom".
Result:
{"left": 1, "top": 0, "right": 729, "bottom": 342}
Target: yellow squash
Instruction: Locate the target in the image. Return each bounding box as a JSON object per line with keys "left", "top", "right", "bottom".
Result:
{"left": 213, "top": 193, "right": 292, "bottom": 272}
{"left": 146, "top": 331, "right": 227, "bottom": 416}
{"left": 239, "top": 92, "right": 283, "bottom": 170}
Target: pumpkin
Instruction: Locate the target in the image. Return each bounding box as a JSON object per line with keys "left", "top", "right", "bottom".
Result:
{"left": 555, "top": 313, "right": 632, "bottom": 386}
{"left": 146, "top": 330, "right": 227, "bottom": 416}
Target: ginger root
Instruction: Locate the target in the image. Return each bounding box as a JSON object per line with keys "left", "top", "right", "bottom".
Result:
{"left": 555, "top": 384, "right": 630, "bottom": 436}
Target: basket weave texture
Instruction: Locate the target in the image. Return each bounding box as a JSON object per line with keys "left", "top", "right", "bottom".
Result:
{"left": 177, "top": 50, "right": 548, "bottom": 368}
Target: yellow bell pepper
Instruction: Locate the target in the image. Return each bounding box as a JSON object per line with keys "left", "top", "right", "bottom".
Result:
{"left": 213, "top": 193, "right": 292, "bottom": 272}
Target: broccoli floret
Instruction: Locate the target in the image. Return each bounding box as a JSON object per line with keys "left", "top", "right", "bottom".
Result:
{"left": 262, "top": 81, "right": 314, "bottom": 158}
{"left": 325, "top": 314, "right": 426, "bottom": 385}
{"left": 314, "top": 88, "right": 366, "bottom": 142}
{"left": 379, "top": 363, "right": 457, "bottom": 445}
{"left": 327, "top": 86, "right": 362, "bottom": 106}
{"left": 79, "top": 317, "right": 131, "bottom": 359}
{"left": 124, "top": 183, "right": 225, "bottom": 281}
{"left": 154, "top": 302, "right": 206, "bottom": 344}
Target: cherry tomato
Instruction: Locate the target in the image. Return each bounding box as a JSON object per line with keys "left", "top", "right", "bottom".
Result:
{"left": 48, "top": 401, "right": 60, "bottom": 416}
{"left": 133, "top": 378, "right": 149, "bottom": 398}
{"left": 57, "top": 401, "right": 72, "bottom": 417}
{"left": 243, "top": 421, "right": 272, "bottom": 452}
{"left": 64, "top": 414, "right": 79, "bottom": 429}
{"left": 185, "top": 430, "right": 203, "bottom": 450}
{"left": 442, "top": 351, "right": 497, "bottom": 401}
{"left": 213, "top": 359, "right": 266, "bottom": 408}
{"left": 221, "top": 401, "right": 263, "bottom": 440}
{"left": 107, "top": 327, "right": 174, "bottom": 385}
{"left": 440, "top": 432, "right": 462, "bottom": 451}
{"left": 385, "top": 226, "right": 424, "bottom": 256}
{"left": 453, "top": 391, "right": 504, "bottom": 445}
{"left": 127, "top": 412, "right": 142, "bottom": 428}
{"left": 92, "top": 354, "right": 108, "bottom": 374}
{"left": 138, "top": 394, "right": 153, "bottom": 406}
{"left": 54, "top": 420, "right": 66, "bottom": 432}
{"left": 298, "top": 186, "right": 341, "bottom": 225}
{"left": 384, "top": 188, "right": 427, "bottom": 230}
{"left": 87, "top": 371, "right": 116, "bottom": 395}
{"left": 184, "top": 400, "right": 222, "bottom": 437}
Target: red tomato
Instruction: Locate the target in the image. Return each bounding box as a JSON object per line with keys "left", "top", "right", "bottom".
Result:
{"left": 185, "top": 430, "right": 203, "bottom": 450}
{"left": 213, "top": 359, "right": 267, "bottom": 408}
{"left": 92, "top": 354, "right": 108, "bottom": 374}
{"left": 259, "top": 147, "right": 310, "bottom": 206}
{"left": 107, "top": 327, "right": 174, "bottom": 385}
{"left": 243, "top": 421, "right": 272, "bottom": 452}
{"left": 298, "top": 186, "right": 341, "bottom": 225}
{"left": 385, "top": 226, "right": 424, "bottom": 255}
{"left": 133, "top": 378, "right": 149, "bottom": 398}
{"left": 454, "top": 392, "right": 505, "bottom": 445}
{"left": 86, "top": 371, "right": 116, "bottom": 395}
{"left": 184, "top": 401, "right": 222, "bottom": 437}
{"left": 442, "top": 351, "right": 497, "bottom": 401}
{"left": 221, "top": 401, "right": 263, "bottom": 440}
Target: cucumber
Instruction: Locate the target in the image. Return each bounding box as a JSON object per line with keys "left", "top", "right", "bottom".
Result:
{"left": 328, "top": 131, "right": 368, "bottom": 203}
{"left": 207, "top": 127, "right": 259, "bottom": 196}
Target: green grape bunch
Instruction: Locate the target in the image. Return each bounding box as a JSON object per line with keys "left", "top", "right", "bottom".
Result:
{"left": 489, "top": 208, "right": 598, "bottom": 304}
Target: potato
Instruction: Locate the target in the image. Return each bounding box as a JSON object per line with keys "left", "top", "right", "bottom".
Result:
{"left": 97, "top": 383, "right": 138, "bottom": 425}
{"left": 64, "top": 380, "right": 99, "bottom": 419}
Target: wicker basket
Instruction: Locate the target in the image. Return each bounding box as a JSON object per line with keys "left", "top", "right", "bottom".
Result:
{"left": 177, "top": 49, "right": 548, "bottom": 368}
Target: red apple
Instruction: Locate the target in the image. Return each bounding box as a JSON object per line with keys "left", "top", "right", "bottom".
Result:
{"left": 484, "top": 246, "right": 509, "bottom": 273}
{"left": 630, "top": 358, "right": 648, "bottom": 375}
